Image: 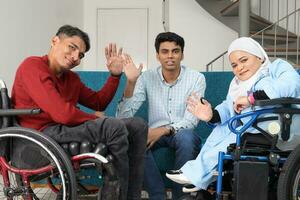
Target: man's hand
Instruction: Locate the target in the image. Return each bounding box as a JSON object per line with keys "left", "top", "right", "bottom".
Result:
{"left": 105, "top": 43, "right": 124, "bottom": 76}
{"left": 234, "top": 96, "right": 250, "bottom": 113}
{"left": 147, "top": 127, "right": 169, "bottom": 149}
{"left": 187, "top": 92, "right": 213, "bottom": 122}
{"left": 95, "top": 111, "right": 105, "bottom": 118}
{"left": 123, "top": 54, "right": 143, "bottom": 83}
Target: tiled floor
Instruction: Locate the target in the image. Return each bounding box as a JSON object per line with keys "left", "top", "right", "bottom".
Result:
{"left": 0, "top": 174, "right": 174, "bottom": 199}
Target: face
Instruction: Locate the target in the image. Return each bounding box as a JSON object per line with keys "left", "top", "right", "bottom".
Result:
{"left": 229, "top": 50, "right": 263, "bottom": 81}
{"left": 156, "top": 41, "right": 183, "bottom": 71}
{"left": 50, "top": 35, "right": 86, "bottom": 73}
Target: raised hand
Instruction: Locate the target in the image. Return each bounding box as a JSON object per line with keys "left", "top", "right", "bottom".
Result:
{"left": 187, "top": 92, "right": 213, "bottom": 122}
{"left": 123, "top": 54, "right": 143, "bottom": 83}
{"left": 105, "top": 43, "right": 124, "bottom": 76}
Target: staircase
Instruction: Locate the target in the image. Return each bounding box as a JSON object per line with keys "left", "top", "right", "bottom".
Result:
{"left": 195, "top": 0, "right": 300, "bottom": 71}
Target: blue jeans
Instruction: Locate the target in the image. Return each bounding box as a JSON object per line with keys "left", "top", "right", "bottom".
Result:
{"left": 143, "top": 129, "right": 201, "bottom": 200}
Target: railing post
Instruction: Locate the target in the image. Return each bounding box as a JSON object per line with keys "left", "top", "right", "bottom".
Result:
{"left": 268, "top": 0, "right": 271, "bottom": 21}
{"left": 286, "top": 14, "right": 289, "bottom": 61}
{"left": 297, "top": 10, "right": 299, "bottom": 66}
{"left": 239, "top": 0, "right": 250, "bottom": 37}
{"left": 274, "top": 23, "right": 277, "bottom": 58}
{"left": 295, "top": 0, "right": 297, "bottom": 33}
{"left": 277, "top": 0, "right": 280, "bottom": 21}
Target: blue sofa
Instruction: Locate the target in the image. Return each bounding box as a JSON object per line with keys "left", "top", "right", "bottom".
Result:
{"left": 77, "top": 71, "right": 234, "bottom": 187}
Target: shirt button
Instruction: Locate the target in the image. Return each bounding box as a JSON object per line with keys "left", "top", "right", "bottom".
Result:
{"left": 169, "top": 98, "right": 172, "bottom": 101}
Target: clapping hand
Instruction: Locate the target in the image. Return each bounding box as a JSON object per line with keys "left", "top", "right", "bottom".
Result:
{"left": 105, "top": 43, "right": 124, "bottom": 76}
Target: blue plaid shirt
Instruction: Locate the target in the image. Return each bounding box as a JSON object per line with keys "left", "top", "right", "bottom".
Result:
{"left": 116, "top": 66, "right": 206, "bottom": 133}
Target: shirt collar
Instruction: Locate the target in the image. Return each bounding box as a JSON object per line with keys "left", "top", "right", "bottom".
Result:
{"left": 157, "top": 65, "right": 185, "bottom": 85}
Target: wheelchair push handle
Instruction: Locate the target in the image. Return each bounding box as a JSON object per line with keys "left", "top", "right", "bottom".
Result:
{"left": 0, "top": 79, "right": 6, "bottom": 89}
{"left": 254, "top": 97, "right": 300, "bottom": 107}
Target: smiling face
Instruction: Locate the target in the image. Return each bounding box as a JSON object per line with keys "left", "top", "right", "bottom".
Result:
{"left": 156, "top": 41, "right": 183, "bottom": 71}
{"left": 49, "top": 35, "right": 86, "bottom": 75}
{"left": 229, "top": 50, "right": 263, "bottom": 81}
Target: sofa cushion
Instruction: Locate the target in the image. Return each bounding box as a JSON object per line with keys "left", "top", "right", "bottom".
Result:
{"left": 77, "top": 71, "right": 234, "bottom": 188}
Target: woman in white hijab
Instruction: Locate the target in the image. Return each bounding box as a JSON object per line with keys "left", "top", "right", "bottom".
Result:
{"left": 166, "top": 37, "right": 300, "bottom": 195}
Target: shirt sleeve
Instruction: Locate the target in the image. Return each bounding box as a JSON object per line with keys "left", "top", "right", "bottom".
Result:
{"left": 215, "top": 96, "right": 234, "bottom": 125}
{"left": 170, "top": 73, "right": 206, "bottom": 132}
{"left": 78, "top": 75, "right": 120, "bottom": 111}
{"left": 19, "top": 60, "right": 97, "bottom": 126}
{"left": 116, "top": 75, "right": 146, "bottom": 118}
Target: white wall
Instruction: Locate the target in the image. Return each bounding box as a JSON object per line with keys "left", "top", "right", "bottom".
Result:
{"left": 82, "top": 0, "right": 237, "bottom": 72}
{"left": 1, "top": 0, "right": 238, "bottom": 90}
{"left": 82, "top": 0, "right": 164, "bottom": 71}
{"left": 0, "top": 0, "right": 83, "bottom": 91}
{"left": 169, "top": 0, "right": 237, "bottom": 71}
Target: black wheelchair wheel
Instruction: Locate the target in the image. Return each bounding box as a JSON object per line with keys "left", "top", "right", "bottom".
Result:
{"left": 0, "top": 127, "right": 77, "bottom": 200}
{"left": 277, "top": 144, "right": 300, "bottom": 200}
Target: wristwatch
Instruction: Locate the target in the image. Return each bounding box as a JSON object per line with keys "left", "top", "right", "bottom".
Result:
{"left": 165, "top": 125, "right": 176, "bottom": 135}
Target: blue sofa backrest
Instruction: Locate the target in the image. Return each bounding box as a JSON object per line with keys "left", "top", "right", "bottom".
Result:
{"left": 77, "top": 71, "right": 234, "bottom": 143}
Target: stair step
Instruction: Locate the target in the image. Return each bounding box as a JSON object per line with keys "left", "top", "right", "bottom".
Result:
{"left": 220, "top": 0, "right": 239, "bottom": 16}
{"left": 249, "top": 14, "right": 272, "bottom": 31}
{"left": 265, "top": 48, "right": 300, "bottom": 54}
{"left": 220, "top": 0, "right": 272, "bottom": 32}
{"left": 251, "top": 34, "right": 298, "bottom": 45}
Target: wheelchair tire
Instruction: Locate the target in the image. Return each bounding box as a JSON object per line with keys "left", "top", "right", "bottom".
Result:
{"left": 277, "top": 144, "right": 300, "bottom": 200}
{"left": 0, "top": 127, "right": 77, "bottom": 200}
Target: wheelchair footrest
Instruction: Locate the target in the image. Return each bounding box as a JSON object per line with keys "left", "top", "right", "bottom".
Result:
{"left": 232, "top": 161, "right": 268, "bottom": 200}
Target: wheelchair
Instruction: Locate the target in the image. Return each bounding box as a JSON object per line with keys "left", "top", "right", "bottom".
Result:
{"left": 0, "top": 79, "right": 118, "bottom": 200}
{"left": 184, "top": 98, "right": 300, "bottom": 200}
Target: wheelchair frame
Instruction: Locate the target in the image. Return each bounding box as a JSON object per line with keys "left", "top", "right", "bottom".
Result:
{"left": 215, "top": 97, "right": 300, "bottom": 200}
{"left": 0, "top": 79, "right": 111, "bottom": 200}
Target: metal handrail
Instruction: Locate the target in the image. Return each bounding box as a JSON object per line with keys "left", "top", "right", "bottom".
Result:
{"left": 206, "top": 7, "right": 300, "bottom": 71}
{"left": 251, "top": 8, "right": 300, "bottom": 37}
{"left": 206, "top": 51, "right": 227, "bottom": 71}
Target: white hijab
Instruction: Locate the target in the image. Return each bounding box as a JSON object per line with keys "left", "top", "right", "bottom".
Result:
{"left": 227, "top": 37, "right": 270, "bottom": 101}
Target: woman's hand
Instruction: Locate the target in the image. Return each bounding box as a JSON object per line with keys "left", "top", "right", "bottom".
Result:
{"left": 234, "top": 96, "right": 250, "bottom": 113}
{"left": 187, "top": 92, "right": 213, "bottom": 122}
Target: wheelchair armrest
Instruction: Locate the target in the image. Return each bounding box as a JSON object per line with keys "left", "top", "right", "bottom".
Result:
{"left": 228, "top": 108, "right": 274, "bottom": 146}
{"left": 255, "top": 97, "right": 300, "bottom": 107}
{"left": 228, "top": 109, "right": 274, "bottom": 135}
{"left": 0, "top": 108, "right": 41, "bottom": 116}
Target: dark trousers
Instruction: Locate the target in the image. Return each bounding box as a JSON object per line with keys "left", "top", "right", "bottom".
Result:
{"left": 43, "top": 117, "right": 148, "bottom": 200}
{"left": 143, "top": 129, "right": 201, "bottom": 200}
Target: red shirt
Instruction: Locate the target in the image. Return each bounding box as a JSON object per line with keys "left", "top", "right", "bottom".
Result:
{"left": 11, "top": 55, "right": 120, "bottom": 131}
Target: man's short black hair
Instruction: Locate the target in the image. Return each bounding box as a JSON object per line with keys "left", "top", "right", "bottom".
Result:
{"left": 155, "top": 32, "right": 184, "bottom": 53}
{"left": 56, "top": 25, "right": 90, "bottom": 52}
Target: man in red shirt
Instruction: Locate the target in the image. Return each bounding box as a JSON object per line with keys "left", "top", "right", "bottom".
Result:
{"left": 11, "top": 24, "right": 147, "bottom": 200}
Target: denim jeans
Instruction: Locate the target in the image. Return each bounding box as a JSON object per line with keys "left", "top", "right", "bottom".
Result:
{"left": 42, "top": 117, "right": 148, "bottom": 200}
{"left": 143, "top": 129, "right": 201, "bottom": 200}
